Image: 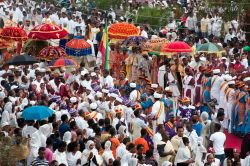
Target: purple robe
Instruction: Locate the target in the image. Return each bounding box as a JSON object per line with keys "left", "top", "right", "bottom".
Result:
{"left": 179, "top": 106, "right": 195, "bottom": 121}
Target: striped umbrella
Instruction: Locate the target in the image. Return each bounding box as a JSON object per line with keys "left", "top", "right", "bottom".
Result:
{"left": 48, "top": 58, "right": 78, "bottom": 68}
{"left": 197, "top": 43, "right": 225, "bottom": 53}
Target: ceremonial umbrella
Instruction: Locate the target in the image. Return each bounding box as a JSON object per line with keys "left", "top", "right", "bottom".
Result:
{"left": 48, "top": 57, "right": 78, "bottom": 68}
{"left": 28, "top": 23, "right": 68, "bottom": 40}
{"left": 108, "top": 22, "right": 140, "bottom": 39}
{"left": 21, "top": 106, "right": 54, "bottom": 120}
{"left": 196, "top": 43, "right": 225, "bottom": 53}
{"left": 23, "top": 40, "right": 50, "bottom": 56}
{"left": 161, "top": 41, "right": 192, "bottom": 53}
{"left": 122, "top": 36, "right": 148, "bottom": 46}
{"left": 38, "top": 46, "right": 68, "bottom": 61}
{"left": 142, "top": 37, "right": 168, "bottom": 51}
{"left": 0, "top": 26, "right": 28, "bottom": 54}
{"left": 0, "top": 26, "right": 27, "bottom": 41}
{"left": 6, "top": 54, "right": 38, "bottom": 65}
{"left": 65, "top": 38, "right": 92, "bottom": 56}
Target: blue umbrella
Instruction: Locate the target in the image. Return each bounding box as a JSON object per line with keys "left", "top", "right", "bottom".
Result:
{"left": 21, "top": 106, "right": 54, "bottom": 120}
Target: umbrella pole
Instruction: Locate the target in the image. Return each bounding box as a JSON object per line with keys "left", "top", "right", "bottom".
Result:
{"left": 16, "top": 41, "right": 22, "bottom": 55}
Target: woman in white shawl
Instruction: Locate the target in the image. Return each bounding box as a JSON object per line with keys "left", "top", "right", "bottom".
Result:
{"left": 27, "top": 124, "right": 51, "bottom": 165}
{"left": 81, "top": 140, "right": 103, "bottom": 166}
{"left": 66, "top": 141, "right": 82, "bottom": 166}
{"left": 174, "top": 137, "right": 194, "bottom": 166}
{"left": 203, "top": 153, "right": 220, "bottom": 166}
{"left": 200, "top": 112, "right": 211, "bottom": 148}
{"left": 63, "top": 131, "right": 72, "bottom": 144}
{"left": 102, "top": 141, "right": 114, "bottom": 166}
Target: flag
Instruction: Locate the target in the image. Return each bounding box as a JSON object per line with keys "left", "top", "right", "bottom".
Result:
{"left": 98, "top": 22, "right": 109, "bottom": 70}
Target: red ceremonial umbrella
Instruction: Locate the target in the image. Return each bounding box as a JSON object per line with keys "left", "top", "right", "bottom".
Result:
{"left": 48, "top": 58, "right": 78, "bottom": 68}
{"left": 161, "top": 41, "right": 192, "bottom": 53}
{"left": 65, "top": 38, "right": 92, "bottom": 56}
{"left": 0, "top": 26, "right": 28, "bottom": 54}
{"left": 28, "top": 23, "right": 68, "bottom": 40}
{"left": 38, "top": 46, "right": 68, "bottom": 61}
{"left": 108, "top": 22, "right": 140, "bottom": 39}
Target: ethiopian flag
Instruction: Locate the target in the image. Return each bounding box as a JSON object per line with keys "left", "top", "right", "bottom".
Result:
{"left": 98, "top": 23, "right": 109, "bottom": 70}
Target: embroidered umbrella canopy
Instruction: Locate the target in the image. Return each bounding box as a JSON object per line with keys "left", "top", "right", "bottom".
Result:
{"left": 121, "top": 36, "right": 148, "bottom": 46}
{"left": 28, "top": 23, "right": 68, "bottom": 40}
{"left": 38, "top": 46, "right": 68, "bottom": 61}
{"left": 161, "top": 41, "right": 192, "bottom": 53}
{"left": 108, "top": 22, "right": 140, "bottom": 39}
{"left": 0, "top": 26, "right": 27, "bottom": 54}
{"left": 65, "top": 38, "right": 92, "bottom": 56}
{"left": 48, "top": 57, "right": 78, "bottom": 68}
{"left": 0, "top": 26, "right": 27, "bottom": 41}
{"left": 142, "top": 37, "right": 168, "bottom": 51}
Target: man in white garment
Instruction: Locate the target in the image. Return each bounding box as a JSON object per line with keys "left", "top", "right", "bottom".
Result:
{"left": 210, "top": 69, "right": 224, "bottom": 106}
{"left": 158, "top": 64, "right": 166, "bottom": 88}
{"left": 102, "top": 70, "right": 114, "bottom": 89}
{"left": 129, "top": 83, "right": 140, "bottom": 102}
{"left": 184, "top": 122, "right": 198, "bottom": 151}
{"left": 150, "top": 92, "right": 165, "bottom": 132}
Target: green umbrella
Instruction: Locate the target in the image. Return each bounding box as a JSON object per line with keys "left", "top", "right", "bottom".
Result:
{"left": 197, "top": 43, "right": 225, "bottom": 53}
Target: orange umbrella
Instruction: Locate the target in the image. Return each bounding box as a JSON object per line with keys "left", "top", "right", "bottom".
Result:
{"left": 108, "top": 22, "right": 140, "bottom": 39}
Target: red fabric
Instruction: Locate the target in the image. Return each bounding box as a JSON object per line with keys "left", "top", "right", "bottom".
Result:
{"left": 0, "top": 26, "right": 27, "bottom": 41}
{"left": 28, "top": 23, "right": 68, "bottom": 40}
{"left": 224, "top": 131, "right": 242, "bottom": 151}
{"left": 66, "top": 38, "right": 91, "bottom": 49}
{"left": 162, "top": 41, "right": 192, "bottom": 53}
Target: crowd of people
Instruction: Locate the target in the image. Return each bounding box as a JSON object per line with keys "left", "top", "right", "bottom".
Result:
{"left": 0, "top": 0, "right": 250, "bottom": 166}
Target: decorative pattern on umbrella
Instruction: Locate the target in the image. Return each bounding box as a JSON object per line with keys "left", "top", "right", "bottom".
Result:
{"left": 48, "top": 58, "right": 78, "bottom": 68}
{"left": 196, "top": 43, "right": 225, "bottom": 53}
{"left": 0, "top": 26, "right": 27, "bottom": 41}
{"left": 65, "top": 38, "right": 92, "bottom": 56}
{"left": 38, "top": 46, "right": 68, "bottom": 61}
{"left": 28, "top": 23, "right": 68, "bottom": 40}
{"left": 142, "top": 38, "right": 168, "bottom": 51}
{"left": 162, "top": 41, "right": 192, "bottom": 53}
{"left": 108, "top": 22, "right": 140, "bottom": 39}
{"left": 122, "top": 36, "right": 148, "bottom": 46}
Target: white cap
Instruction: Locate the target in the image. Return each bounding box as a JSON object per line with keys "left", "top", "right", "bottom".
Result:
{"left": 243, "top": 77, "right": 250, "bottom": 82}
{"left": 102, "top": 89, "right": 109, "bottom": 94}
{"left": 90, "top": 72, "right": 96, "bottom": 77}
{"left": 151, "top": 84, "right": 158, "bottom": 89}
{"left": 96, "top": 92, "right": 103, "bottom": 98}
{"left": 87, "top": 94, "right": 95, "bottom": 101}
{"left": 40, "top": 68, "right": 46, "bottom": 72}
{"left": 228, "top": 81, "right": 235, "bottom": 85}
{"left": 30, "top": 101, "right": 36, "bottom": 105}
{"left": 90, "top": 103, "right": 97, "bottom": 110}
{"left": 213, "top": 69, "right": 220, "bottom": 74}
{"left": 11, "top": 85, "right": 18, "bottom": 90}
{"left": 130, "top": 83, "right": 136, "bottom": 88}
{"left": 81, "top": 70, "right": 88, "bottom": 76}
{"left": 221, "top": 57, "right": 227, "bottom": 60}
{"left": 164, "top": 86, "right": 172, "bottom": 92}
{"left": 110, "top": 93, "right": 118, "bottom": 98}
{"left": 86, "top": 86, "right": 92, "bottom": 91}
{"left": 9, "top": 65, "right": 14, "bottom": 69}
{"left": 154, "top": 92, "right": 162, "bottom": 99}
{"left": 70, "top": 97, "right": 77, "bottom": 103}
{"left": 199, "top": 57, "right": 206, "bottom": 62}
{"left": 116, "top": 97, "right": 123, "bottom": 103}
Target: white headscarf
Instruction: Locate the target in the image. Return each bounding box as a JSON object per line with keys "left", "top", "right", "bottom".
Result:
{"left": 162, "top": 161, "right": 172, "bottom": 166}
{"left": 174, "top": 138, "right": 191, "bottom": 165}
{"left": 63, "top": 131, "right": 72, "bottom": 144}
{"left": 118, "top": 125, "right": 126, "bottom": 135}
{"left": 102, "top": 141, "right": 114, "bottom": 164}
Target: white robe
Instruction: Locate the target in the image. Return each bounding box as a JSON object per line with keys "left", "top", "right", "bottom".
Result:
{"left": 129, "top": 89, "right": 140, "bottom": 102}
{"left": 151, "top": 100, "right": 165, "bottom": 132}
{"left": 211, "top": 75, "right": 224, "bottom": 104}
{"left": 158, "top": 65, "right": 166, "bottom": 88}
